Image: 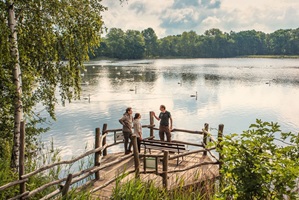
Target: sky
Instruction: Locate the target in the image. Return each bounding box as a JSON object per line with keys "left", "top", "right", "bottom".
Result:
{"left": 101, "top": 0, "right": 299, "bottom": 38}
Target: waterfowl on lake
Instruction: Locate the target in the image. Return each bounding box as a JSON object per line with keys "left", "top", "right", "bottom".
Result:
{"left": 190, "top": 91, "right": 197, "bottom": 98}
{"left": 83, "top": 94, "right": 91, "bottom": 102}
{"left": 81, "top": 81, "right": 89, "bottom": 86}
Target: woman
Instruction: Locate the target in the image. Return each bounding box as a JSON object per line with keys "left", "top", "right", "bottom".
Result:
{"left": 133, "top": 113, "right": 142, "bottom": 153}
{"left": 119, "top": 107, "right": 133, "bottom": 154}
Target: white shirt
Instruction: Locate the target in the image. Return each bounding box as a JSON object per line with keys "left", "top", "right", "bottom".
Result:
{"left": 133, "top": 119, "right": 142, "bottom": 138}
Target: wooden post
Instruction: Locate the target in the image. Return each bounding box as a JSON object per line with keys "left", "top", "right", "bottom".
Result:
{"left": 132, "top": 135, "right": 140, "bottom": 178}
{"left": 203, "top": 123, "right": 209, "bottom": 156}
{"left": 218, "top": 124, "right": 224, "bottom": 186}
{"left": 61, "top": 174, "right": 73, "bottom": 197}
{"left": 102, "top": 123, "right": 108, "bottom": 156}
{"left": 19, "top": 121, "right": 26, "bottom": 199}
{"left": 149, "top": 111, "right": 154, "bottom": 137}
{"left": 95, "top": 128, "right": 101, "bottom": 181}
{"left": 162, "top": 151, "right": 169, "bottom": 189}
{"left": 217, "top": 124, "right": 224, "bottom": 172}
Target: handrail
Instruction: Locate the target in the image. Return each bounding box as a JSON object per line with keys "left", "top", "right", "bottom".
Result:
{"left": 168, "top": 147, "right": 217, "bottom": 161}
{"left": 0, "top": 178, "right": 28, "bottom": 191}
{"left": 22, "top": 144, "right": 106, "bottom": 179}
{"left": 1, "top": 119, "right": 223, "bottom": 199}
{"left": 172, "top": 128, "right": 204, "bottom": 134}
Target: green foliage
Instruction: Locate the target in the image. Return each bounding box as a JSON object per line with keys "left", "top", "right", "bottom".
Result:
{"left": 111, "top": 173, "right": 216, "bottom": 200}
{"left": 93, "top": 27, "right": 299, "bottom": 59}
{"left": 112, "top": 176, "right": 164, "bottom": 200}
{"left": 103, "top": 28, "right": 145, "bottom": 59}
{"left": 0, "top": 140, "right": 60, "bottom": 199}
{"left": 142, "top": 27, "right": 158, "bottom": 57}
{"left": 0, "top": 0, "right": 106, "bottom": 161}
{"left": 217, "top": 119, "right": 299, "bottom": 199}
{"left": 0, "top": 161, "right": 19, "bottom": 199}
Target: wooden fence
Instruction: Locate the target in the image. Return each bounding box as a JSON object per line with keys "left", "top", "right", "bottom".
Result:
{"left": 0, "top": 111, "right": 224, "bottom": 199}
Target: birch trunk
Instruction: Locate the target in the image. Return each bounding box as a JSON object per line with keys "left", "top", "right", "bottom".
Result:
{"left": 7, "top": 1, "right": 23, "bottom": 170}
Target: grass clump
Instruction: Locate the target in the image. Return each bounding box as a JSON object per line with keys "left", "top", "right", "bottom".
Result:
{"left": 111, "top": 173, "right": 217, "bottom": 200}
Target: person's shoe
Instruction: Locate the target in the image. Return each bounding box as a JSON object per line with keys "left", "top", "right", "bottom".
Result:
{"left": 125, "top": 150, "right": 132, "bottom": 155}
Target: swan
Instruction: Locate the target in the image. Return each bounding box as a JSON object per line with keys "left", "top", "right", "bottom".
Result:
{"left": 190, "top": 91, "right": 198, "bottom": 98}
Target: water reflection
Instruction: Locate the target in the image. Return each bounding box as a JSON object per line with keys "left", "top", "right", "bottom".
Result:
{"left": 42, "top": 58, "right": 299, "bottom": 159}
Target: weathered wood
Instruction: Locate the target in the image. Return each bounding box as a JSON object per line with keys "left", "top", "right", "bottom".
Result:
{"left": 22, "top": 143, "right": 107, "bottom": 179}
{"left": 218, "top": 124, "right": 224, "bottom": 180}
{"left": 26, "top": 155, "right": 104, "bottom": 198}
{"left": 171, "top": 140, "right": 204, "bottom": 147}
{"left": 28, "top": 154, "right": 130, "bottom": 198}
{"left": 39, "top": 189, "right": 60, "bottom": 200}
{"left": 149, "top": 111, "right": 154, "bottom": 137}
{"left": 141, "top": 139, "right": 187, "bottom": 165}
{"left": 162, "top": 151, "right": 169, "bottom": 189}
{"left": 102, "top": 124, "right": 108, "bottom": 156}
{"left": 168, "top": 161, "right": 219, "bottom": 174}
{"left": 19, "top": 121, "right": 26, "bottom": 199}
{"left": 7, "top": 191, "right": 29, "bottom": 200}
{"left": 139, "top": 154, "right": 164, "bottom": 158}
{"left": 103, "top": 128, "right": 122, "bottom": 133}
{"left": 172, "top": 128, "right": 203, "bottom": 134}
{"left": 61, "top": 174, "right": 73, "bottom": 196}
{"left": 132, "top": 135, "right": 140, "bottom": 178}
{"left": 169, "top": 147, "right": 216, "bottom": 161}
{"left": 144, "top": 136, "right": 155, "bottom": 140}
{"left": 0, "top": 178, "right": 28, "bottom": 191}
{"left": 95, "top": 128, "right": 101, "bottom": 180}
{"left": 27, "top": 177, "right": 67, "bottom": 198}
{"left": 106, "top": 141, "right": 123, "bottom": 149}
{"left": 203, "top": 123, "right": 209, "bottom": 156}
{"left": 141, "top": 140, "right": 186, "bottom": 150}
{"left": 2, "top": 118, "right": 223, "bottom": 200}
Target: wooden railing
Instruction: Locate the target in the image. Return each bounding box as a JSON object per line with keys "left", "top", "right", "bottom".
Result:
{"left": 0, "top": 112, "right": 224, "bottom": 199}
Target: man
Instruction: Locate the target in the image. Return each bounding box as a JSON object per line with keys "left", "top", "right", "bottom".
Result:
{"left": 152, "top": 105, "right": 173, "bottom": 142}
{"left": 119, "top": 107, "right": 133, "bottom": 154}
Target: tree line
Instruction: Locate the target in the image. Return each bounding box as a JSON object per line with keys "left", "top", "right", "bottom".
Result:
{"left": 90, "top": 27, "right": 299, "bottom": 59}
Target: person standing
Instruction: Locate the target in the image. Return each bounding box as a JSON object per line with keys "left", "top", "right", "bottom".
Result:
{"left": 152, "top": 105, "right": 173, "bottom": 142}
{"left": 119, "top": 107, "right": 133, "bottom": 154}
{"left": 133, "top": 113, "right": 143, "bottom": 153}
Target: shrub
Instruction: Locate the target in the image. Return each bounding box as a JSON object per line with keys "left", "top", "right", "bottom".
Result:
{"left": 217, "top": 119, "right": 299, "bottom": 199}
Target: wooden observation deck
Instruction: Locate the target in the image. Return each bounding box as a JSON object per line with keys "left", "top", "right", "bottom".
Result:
{"left": 0, "top": 112, "right": 224, "bottom": 200}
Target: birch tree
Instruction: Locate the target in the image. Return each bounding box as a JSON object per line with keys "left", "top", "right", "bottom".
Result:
{"left": 0, "top": 0, "right": 106, "bottom": 169}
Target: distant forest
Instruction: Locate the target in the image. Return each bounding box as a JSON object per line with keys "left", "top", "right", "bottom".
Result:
{"left": 90, "top": 27, "right": 299, "bottom": 59}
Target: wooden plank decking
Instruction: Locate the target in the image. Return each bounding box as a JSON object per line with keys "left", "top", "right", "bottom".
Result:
{"left": 90, "top": 149, "right": 219, "bottom": 199}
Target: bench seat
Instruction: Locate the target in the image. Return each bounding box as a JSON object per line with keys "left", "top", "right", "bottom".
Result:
{"left": 140, "top": 139, "right": 188, "bottom": 165}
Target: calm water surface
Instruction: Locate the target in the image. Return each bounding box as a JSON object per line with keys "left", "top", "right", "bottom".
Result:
{"left": 41, "top": 58, "right": 299, "bottom": 159}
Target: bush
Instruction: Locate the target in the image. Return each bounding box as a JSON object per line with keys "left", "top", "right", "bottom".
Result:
{"left": 217, "top": 119, "right": 299, "bottom": 199}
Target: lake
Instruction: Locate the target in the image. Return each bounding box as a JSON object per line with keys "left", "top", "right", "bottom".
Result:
{"left": 40, "top": 58, "right": 299, "bottom": 159}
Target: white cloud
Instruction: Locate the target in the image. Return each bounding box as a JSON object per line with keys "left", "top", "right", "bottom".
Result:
{"left": 101, "top": 0, "right": 299, "bottom": 38}
{"left": 202, "top": 16, "right": 221, "bottom": 26}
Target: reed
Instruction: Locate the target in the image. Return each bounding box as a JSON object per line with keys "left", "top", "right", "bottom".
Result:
{"left": 110, "top": 173, "right": 217, "bottom": 200}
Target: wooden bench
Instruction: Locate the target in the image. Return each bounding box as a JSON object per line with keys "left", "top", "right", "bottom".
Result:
{"left": 140, "top": 139, "right": 188, "bottom": 165}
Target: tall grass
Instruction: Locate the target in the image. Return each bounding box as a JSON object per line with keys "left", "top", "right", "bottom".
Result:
{"left": 110, "top": 173, "right": 217, "bottom": 200}
{"left": 0, "top": 140, "right": 95, "bottom": 199}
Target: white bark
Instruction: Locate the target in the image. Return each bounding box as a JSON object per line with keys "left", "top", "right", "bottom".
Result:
{"left": 7, "top": 1, "right": 23, "bottom": 169}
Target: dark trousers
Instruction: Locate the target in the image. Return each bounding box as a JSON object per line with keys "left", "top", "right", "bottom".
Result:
{"left": 123, "top": 131, "right": 132, "bottom": 153}
{"left": 137, "top": 137, "right": 141, "bottom": 153}
{"left": 159, "top": 125, "right": 171, "bottom": 142}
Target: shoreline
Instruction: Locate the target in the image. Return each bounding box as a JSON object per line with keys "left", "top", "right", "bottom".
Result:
{"left": 90, "top": 55, "right": 299, "bottom": 61}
